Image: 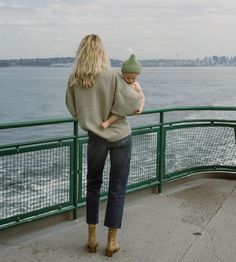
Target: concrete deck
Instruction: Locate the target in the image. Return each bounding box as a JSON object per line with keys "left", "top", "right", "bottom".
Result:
{"left": 0, "top": 173, "right": 236, "bottom": 262}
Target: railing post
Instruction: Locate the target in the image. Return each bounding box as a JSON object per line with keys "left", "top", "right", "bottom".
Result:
{"left": 158, "top": 112, "right": 165, "bottom": 193}
{"left": 234, "top": 127, "right": 236, "bottom": 143}
{"left": 77, "top": 139, "right": 83, "bottom": 207}
{"left": 73, "top": 120, "right": 78, "bottom": 219}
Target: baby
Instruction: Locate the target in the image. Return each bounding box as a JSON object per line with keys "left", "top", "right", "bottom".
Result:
{"left": 101, "top": 54, "right": 145, "bottom": 129}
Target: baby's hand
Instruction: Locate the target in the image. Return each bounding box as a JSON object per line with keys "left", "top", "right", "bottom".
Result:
{"left": 131, "top": 81, "right": 138, "bottom": 88}
{"left": 131, "top": 81, "right": 142, "bottom": 92}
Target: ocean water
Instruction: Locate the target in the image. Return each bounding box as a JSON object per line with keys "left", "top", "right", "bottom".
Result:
{"left": 1, "top": 66, "right": 236, "bottom": 219}
{"left": 1, "top": 66, "right": 236, "bottom": 144}
{"left": 1, "top": 66, "right": 236, "bottom": 121}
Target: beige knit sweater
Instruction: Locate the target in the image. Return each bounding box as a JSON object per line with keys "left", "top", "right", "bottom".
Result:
{"left": 65, "top": 69, "right": 141, "bottom": 142}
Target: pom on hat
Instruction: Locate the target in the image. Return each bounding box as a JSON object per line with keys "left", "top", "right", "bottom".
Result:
{"left": 121, "top": 54, "right": 141, "bottom": 74}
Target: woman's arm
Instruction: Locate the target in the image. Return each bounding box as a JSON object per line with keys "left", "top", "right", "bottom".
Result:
{"left": 111, "top": 73, "right": 142, "bottom": 117}
{"left": 65, "top": 84, "right": 77, "bottom": 120}
{"left": 131, "top": 82, "right": 145, "bottom": 114}
{"left": 101, "top": 114, "right": 120, "bottom": 129}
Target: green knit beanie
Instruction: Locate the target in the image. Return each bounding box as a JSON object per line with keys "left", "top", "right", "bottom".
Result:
{"left": 121, "top": 54, "right": 141, "bottom": 74}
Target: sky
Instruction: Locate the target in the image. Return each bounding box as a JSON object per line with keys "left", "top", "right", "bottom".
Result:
{"left": 0, "top": 0, "right": 236, "bottom": 60}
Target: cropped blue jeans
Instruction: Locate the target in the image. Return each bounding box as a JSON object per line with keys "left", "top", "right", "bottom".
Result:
{"left": 86, "top": 131, "right": 132, "bottom": 229}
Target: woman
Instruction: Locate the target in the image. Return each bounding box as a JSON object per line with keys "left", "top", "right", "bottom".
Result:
{"left": 65, "top": 34, "right": 141, "bottom": 257}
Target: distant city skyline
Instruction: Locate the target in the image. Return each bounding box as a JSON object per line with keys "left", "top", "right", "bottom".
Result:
{"left": 1, "top": 55, "right": 236, "bottom": 67}
{"left": 0, "top": 0, "right": 236, "bottom": 60}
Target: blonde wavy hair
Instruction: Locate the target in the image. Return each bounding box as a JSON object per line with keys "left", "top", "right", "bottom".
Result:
{"left": 69, "top": 34, "right": 110, "bottom": 88}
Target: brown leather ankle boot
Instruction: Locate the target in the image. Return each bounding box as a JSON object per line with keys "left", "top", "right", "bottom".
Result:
{"left": 87, "top": 224, "right": 99, "bottom": 253}
{"left": 105, "top": 228, "right": 120, "bottom": 257}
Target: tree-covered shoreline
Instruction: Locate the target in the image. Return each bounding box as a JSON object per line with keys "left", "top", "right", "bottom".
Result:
{"left": 0, "top": 56, "right": 236, "bottom": 67}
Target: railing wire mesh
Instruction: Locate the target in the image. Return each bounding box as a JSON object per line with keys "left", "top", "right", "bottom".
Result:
{"left": 0, "top": 146, "right": 70, "bottom": 220}
{"left": 80, "top": 131, "right": 158, "bottom": 199}
{"left": 165, "top": 126, "right": 236, "bottom": 176}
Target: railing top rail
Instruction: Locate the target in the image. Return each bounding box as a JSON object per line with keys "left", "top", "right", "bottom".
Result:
{"left": 142, "top": 105, "right": 236, "bottom": 114}
{"left": 0, "top": 117, "right": 74, "bottom": 130}
{"left": 1, "top": 106, "right": 236, "bottom": 129}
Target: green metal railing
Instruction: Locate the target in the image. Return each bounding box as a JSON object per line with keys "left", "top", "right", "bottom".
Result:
{"left": 1, "top": 106, "right": 236, "bottom": 229}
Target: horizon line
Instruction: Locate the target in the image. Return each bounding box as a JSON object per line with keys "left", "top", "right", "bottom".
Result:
{"left": 0, "top": 55, "right": 235, "bottom": 61}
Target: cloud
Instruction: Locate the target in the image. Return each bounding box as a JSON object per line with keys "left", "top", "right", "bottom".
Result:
{"left": 0, "top": 0, "right": 236, "bottom": 59}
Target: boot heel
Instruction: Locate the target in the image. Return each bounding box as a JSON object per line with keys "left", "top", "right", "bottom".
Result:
{"left": 88, "top": 245, "right": 97, "bottom": 253}
{"left": 106, "top": 249, "right": 113, "bottom": 257}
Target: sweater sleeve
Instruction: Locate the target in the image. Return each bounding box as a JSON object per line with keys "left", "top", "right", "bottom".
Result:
{"left": 65, "top": 83, "right": 77, "bottom": 120}
{"left": 111, "top": 74, "right": 141, "bottom": 117}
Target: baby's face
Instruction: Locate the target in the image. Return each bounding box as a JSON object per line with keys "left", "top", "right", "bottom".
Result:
{"left": 123, "top": 73, "right": 139, "bottom": 85}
